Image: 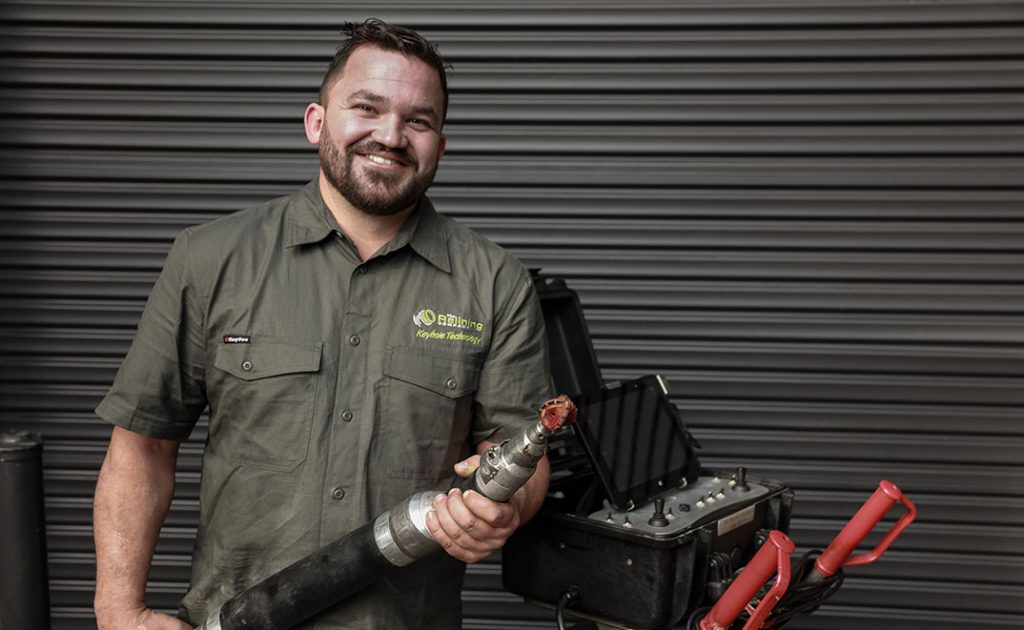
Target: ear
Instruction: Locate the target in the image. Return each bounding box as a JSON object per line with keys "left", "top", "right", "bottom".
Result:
{"left": 304, "top": 102, "right": 325, "bottom": 145}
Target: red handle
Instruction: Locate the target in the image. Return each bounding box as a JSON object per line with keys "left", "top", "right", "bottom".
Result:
{"left": 700, "top": 531, "right": 795, "bottom": 630}
{"left": 814, "top": 480, "right": 917, "bottom": 578}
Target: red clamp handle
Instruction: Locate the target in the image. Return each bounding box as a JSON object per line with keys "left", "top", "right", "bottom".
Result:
{"left": 700, "top": 531, "right": 795, "bottom": 630}
{"left": 813, "top": 480, "right": 917, "bottom": 578}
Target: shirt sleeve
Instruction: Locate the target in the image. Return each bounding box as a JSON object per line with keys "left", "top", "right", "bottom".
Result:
{"left": 95, "top": 228, "right": 208, "bottom": 440}
{"left": 471, "top": 262, "right": 555, "bottom": 445}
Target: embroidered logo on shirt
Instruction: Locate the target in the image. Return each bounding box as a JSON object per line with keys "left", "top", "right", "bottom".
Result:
{"left": 412, "top": 309, "right": 485, "bottom": 345}
{"left": 412, "top": 309, "right": 438, "bottom": 327}
{"left": 222, "top": 335, "right": 251, "bottom": 344}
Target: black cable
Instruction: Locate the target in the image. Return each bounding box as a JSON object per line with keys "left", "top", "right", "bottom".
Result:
{"left": 763, "top": 552, "right": 844, "bottom": 629}
{"left": 684, "top": 606, "right": 712, "bottom": 630}
{"left": 728, "top": 550, "right": 843, "bottom": 630}
{"left": 685, "top": 551, "right": 844, "bottom": 630}
{"left": 555, "top": 587, "right": 581, "bottom": 630}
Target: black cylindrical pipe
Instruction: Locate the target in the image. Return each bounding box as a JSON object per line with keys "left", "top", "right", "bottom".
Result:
{"left": 0, "top": 431, "right": 52, "bottom": 630}
{"left": 218, "top": 522, "right": 392, "bottom": 630}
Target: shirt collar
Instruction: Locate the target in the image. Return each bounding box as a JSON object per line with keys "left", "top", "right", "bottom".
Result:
{"left": 285, "top": 179, "right": 452, "bottom": 274}
{"left": 285, "top": 179, "right": 335, "bottom": 248}
{"left": 392, "top": 196, "right": 452, "bottom": 273}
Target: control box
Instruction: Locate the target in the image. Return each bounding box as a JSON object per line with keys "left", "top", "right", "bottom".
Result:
{"left": 501, "top": 276, "right": 792, "bottom": 629}
{"left": 503, "top": 469, "right": 791, "bottom": 629}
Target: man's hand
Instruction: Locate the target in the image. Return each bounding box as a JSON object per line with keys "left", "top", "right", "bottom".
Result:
{"left": 425, "top": 454, "right": 523, "bottom": 563}
{"left": 95, "top": 606, "right": 190, "bottom": 630}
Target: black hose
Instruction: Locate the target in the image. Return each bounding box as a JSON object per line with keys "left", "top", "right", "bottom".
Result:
{"left": 683, "top": 551, "right": 844, "bottom": 630}
{"left": 760, "top": 552, "right": 844, "bottom": 629}
{"left": 218, "top": 522, "right": 394, "bottom": 630}
{"left": 555, "top": 587, "right": 581, "bottom": 630}
{"left": 684, "top": 606, "right": 711, "bottom": 630}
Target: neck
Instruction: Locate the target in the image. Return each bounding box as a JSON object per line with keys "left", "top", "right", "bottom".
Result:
{"left": 319, "top": 172, "right": 415, "bottom": 261}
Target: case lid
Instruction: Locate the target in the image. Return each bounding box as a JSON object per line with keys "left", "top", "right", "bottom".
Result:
{"left": 532, "top": 273, "right": 703, "bottom": 505}
{"left": 572, "top": 376, "right": 701, "bottom": 510}
{"left": 533, "top": 273, "right": 604, "bottom": 397}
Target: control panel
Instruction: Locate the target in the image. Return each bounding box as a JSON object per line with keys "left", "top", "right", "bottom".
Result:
{"left": 587, "top": 468, "right": 769, "bottom": 537}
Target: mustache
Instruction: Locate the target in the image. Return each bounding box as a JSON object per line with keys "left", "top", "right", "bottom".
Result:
{"left": 348, "top": 141, "right": 417, "bottom": 167}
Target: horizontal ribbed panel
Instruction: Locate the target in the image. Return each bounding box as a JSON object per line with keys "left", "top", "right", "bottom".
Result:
{"left": 2, "top": 1, "right": 1021, "bottom": 629}
{"left": 9, "top": 121, "right": 1024, "bottom": 155}
{"left": 5, "top": 90, "right": 1024, "bottom": 124}
{"left": 5, "top": 1, "right": 1024, "bottom": 24}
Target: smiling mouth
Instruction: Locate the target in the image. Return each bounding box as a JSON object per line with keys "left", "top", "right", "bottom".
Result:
{"left": 364, "top": 154, "right": 403, "bottom": 167}
{"left": 350, "top": 141, "right": 416, "bottom": 169}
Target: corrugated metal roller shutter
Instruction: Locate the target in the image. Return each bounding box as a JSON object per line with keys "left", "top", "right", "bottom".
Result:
{"left": 1, "top": 1, "right": 1021, "bottom": 628}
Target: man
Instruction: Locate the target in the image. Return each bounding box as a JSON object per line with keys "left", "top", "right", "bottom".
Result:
{"left": 93, "top": 19, "right": 553, "bottom": 629}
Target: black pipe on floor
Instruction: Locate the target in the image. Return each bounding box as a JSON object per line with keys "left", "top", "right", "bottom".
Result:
{"left": 0, "top": 431, "right": 51, "bottom": 630}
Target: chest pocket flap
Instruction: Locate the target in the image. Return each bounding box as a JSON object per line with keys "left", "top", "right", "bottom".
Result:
{"left": 383, "top": 346, "right": 480, "bottom": 397}
{"left": 214, "top": 340, "right": 323, "bottom": 380}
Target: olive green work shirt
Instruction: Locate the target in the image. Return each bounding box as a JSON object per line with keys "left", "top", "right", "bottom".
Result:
{"left": 96, "top": 180, "right": 554, "bottom": 629}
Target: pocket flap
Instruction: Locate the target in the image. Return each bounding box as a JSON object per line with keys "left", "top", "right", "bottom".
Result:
{"left": 214, "top": 339, "right": 323, "bottom": 381}
{"left": 384, "top": 347, "right": 480, "bottom": 398}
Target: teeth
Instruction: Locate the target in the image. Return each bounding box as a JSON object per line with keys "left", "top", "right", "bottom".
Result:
{"left": 366, "top": 154, "right": 397, "bottom": 166}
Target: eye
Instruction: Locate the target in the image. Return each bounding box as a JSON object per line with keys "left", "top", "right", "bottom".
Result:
{"left": 351, "top": 103, "right": 377, "bottom": 115}
{"left": 407, "top": 117, "right": 434, "bottom": 131}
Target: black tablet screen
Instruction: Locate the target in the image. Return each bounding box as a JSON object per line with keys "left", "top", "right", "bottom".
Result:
{"left": 575, "top": 380, "right": 691, "bottom": 508}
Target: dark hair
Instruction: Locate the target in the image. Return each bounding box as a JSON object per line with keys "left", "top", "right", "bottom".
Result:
{"left": 319, "top": 19, "right": 450, "bottom": 123}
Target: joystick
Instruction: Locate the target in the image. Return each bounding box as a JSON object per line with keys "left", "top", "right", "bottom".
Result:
{"left": 734, "top": 467, "right": 751, "bottom": 493}
{"left": 648, "top": 498, "right": 670, "bottom": 527}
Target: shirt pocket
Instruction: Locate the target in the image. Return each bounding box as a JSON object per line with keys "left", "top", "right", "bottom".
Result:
{"left": 379, "top": 346, "right": 481, "bottom": 481}
{"left": 211, "top": 339, "right": 323, "bottom": 472}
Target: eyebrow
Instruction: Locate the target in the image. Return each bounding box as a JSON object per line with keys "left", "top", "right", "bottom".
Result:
{"left": 348, "top": 89, "right": 387, "bottom": 104}
{"left": 347, "top": 89, "right": 439, "bottom": 121}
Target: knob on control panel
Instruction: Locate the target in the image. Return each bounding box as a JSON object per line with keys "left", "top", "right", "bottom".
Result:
{"left": 734, "top": 467, "right": 751, "bottom": 493}
{"left": 648, "top": 498, "right": 670, "bottom": 527}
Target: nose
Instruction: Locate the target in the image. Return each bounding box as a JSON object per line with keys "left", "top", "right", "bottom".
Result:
{"left": 371, "top": 113, "right": 408, "bottom": 149}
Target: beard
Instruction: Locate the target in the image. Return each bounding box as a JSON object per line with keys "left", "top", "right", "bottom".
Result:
{"left": 319, "top": 123, "right": 439, "bottom": 217}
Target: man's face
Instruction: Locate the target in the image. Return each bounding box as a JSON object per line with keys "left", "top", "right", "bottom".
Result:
{"left": 315, "top": 46, "right": 446, "bottom": 216}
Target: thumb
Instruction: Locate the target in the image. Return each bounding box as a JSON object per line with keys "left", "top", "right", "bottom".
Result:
{"left": 454, "top": 454, "right": 481, "bottom": 478}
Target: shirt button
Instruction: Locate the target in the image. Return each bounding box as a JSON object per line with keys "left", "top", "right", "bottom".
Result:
{"left": 445, "top": 377, "right": 457, "bottom": 390}
{"left": 241, "top": 360, "right": 253, "bottom": 371}
{"left": 341, "top": 409, "right": 354, "bottom": 422}
{"left": 357, "top": 267, "right": 368, "bottom": 275}
{"left": 331, "top": 487, "right": 345, "bottom": 500}
{"left": 349, "top": 334, "right": 361, "bottom": 346}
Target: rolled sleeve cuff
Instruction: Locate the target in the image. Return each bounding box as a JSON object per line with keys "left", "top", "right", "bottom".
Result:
{"left": 95, "top": 396, "right": 196, "bottom": 441}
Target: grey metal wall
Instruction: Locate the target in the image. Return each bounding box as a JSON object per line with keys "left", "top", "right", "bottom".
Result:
{"left": 1, "top": 1, "right": 1022, "bottom": 628}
